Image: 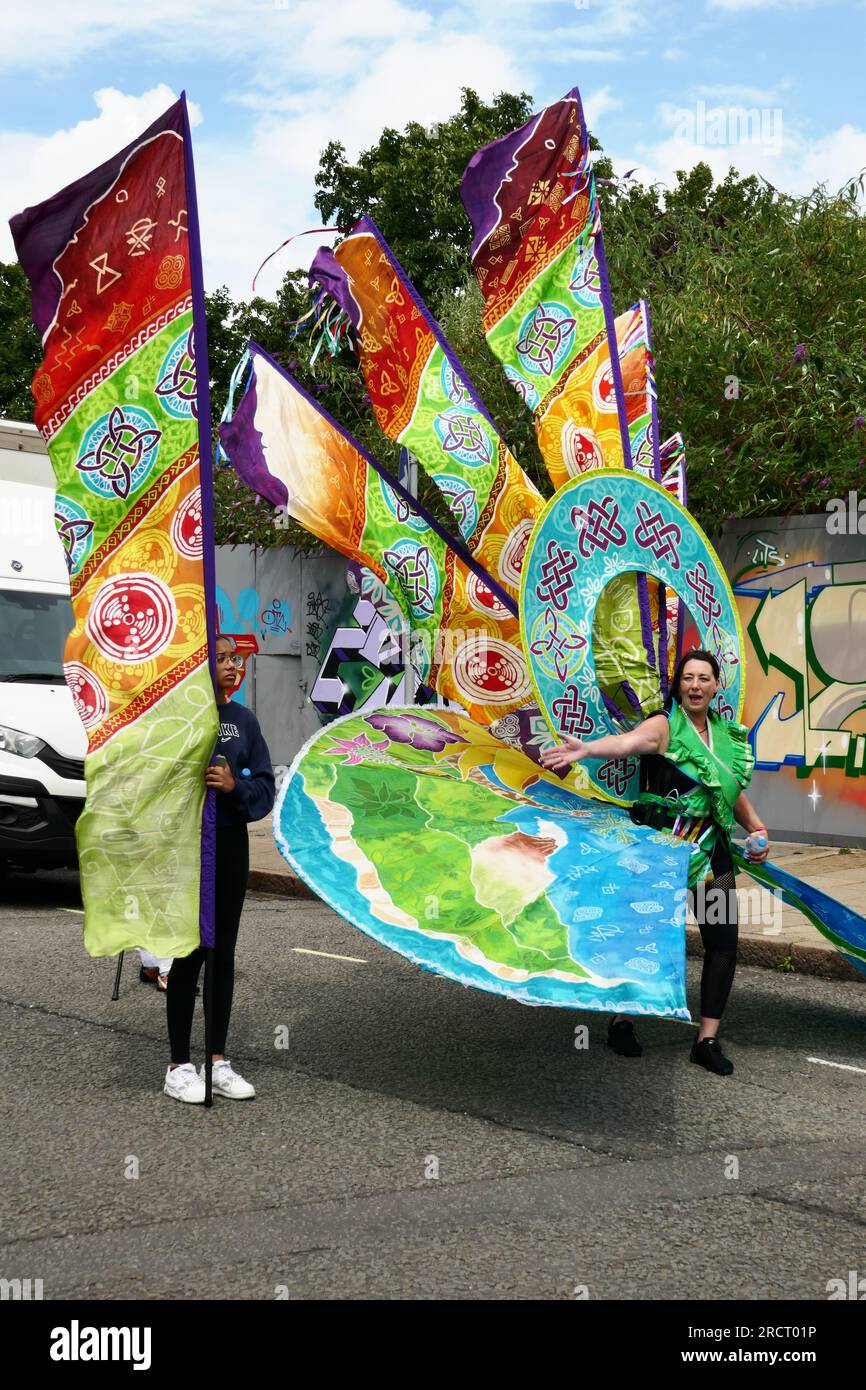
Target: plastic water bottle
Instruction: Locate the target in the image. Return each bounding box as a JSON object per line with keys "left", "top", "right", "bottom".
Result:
{"left": 745, "top": 831, "right": 768, "bottom": 860}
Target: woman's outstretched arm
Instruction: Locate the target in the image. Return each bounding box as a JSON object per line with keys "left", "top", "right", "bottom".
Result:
{"left": 539, "top": 713, "right": 670, "bottom": 772}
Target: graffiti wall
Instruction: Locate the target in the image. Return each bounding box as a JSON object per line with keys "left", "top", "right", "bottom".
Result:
{"left": 215, "top": 545, "right": 345, "bottom": 772}
{"left": 717, "top": 514, "right": 866, "bottom": 845}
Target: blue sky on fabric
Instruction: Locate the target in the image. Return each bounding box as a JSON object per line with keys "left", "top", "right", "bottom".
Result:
{"left": 1, "top": 0, "right": 863, "bottom": 299}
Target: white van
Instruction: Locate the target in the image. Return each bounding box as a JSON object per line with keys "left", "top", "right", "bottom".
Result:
{"left": 0, "top": 419, "right": 86, "bottom": 876}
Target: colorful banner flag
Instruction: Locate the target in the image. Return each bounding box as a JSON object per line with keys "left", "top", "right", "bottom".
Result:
{"left": 309, "top": 220, "right": 544, "bottom": 603}
{"left": 219, "top": 342, "right": 532, "bottom": 722}
{"left": 10, "top": 95, "right": 218, "bottom": 960}
{"left": 660, "top": 432, "right": 687, "bottom": 506}
{"left": 461, "top": 87, "right": 633, "bottom": 482}
{"left": 617, "top": 300, "right": 659, "bottom": 482}
{"left": 656, "top": 432, "right": 688, "bottom": 680}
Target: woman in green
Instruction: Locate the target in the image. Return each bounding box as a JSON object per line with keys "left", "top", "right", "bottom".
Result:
{"left": 541, "top": 650, "right": 769, "bottom": 1076}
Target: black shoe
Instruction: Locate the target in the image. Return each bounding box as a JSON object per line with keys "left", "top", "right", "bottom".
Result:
{"left": 690, "top": 1035, "right": 734, "bottom": 1076}
{"left": 607, "top": 1018, "right": 643, "bottom": 1057}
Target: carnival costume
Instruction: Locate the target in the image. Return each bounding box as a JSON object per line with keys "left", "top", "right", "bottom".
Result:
{"left": 219, "top": 88, "right": 866, "bottom": 1021}
{"left": 13, "top": 88, "right": 866, "bottom": 1028}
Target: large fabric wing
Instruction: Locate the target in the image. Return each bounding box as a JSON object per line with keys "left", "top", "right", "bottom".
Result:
{"left": 277, "top": 708, "right": 693, "bottom": 1018}
{"left": 10, "top": 95, "right": 218, "bottom": 960}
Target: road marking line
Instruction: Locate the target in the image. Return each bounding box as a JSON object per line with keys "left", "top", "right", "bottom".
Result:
{"left": 807, "top": 1056, "right": 866, "bottom": 1075}
{"left": 59, "top": 908, "right": 85, "bottom": 916}
{"left": 291, "top": 947, "right": 367, "bottom": 964}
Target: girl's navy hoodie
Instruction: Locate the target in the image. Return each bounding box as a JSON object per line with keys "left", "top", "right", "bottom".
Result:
{"left": 215, "top": 700, "right": 275, "bottom": 829}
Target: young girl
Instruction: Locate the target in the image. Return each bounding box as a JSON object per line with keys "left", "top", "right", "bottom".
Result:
{"left": 163, "top": 636, "right": 275, "bottom": 1103}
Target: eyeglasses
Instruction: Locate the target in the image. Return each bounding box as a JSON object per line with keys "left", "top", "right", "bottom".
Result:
{"left": 216, "top": 652, "right": 244, "bottom": 669}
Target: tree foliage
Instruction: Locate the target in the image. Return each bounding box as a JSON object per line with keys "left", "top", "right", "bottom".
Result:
{"left": 314, "top": 89, "right": 534, "bottom": 308}
{"left": 2, "top": 88, "right": 864, "bottom": 546}
{"left": 0, "top": 261, "right": 42, "bottom": 421}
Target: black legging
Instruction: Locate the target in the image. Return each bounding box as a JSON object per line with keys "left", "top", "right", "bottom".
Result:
{"left": 689, "top": 868, "right": 738, "bottom": 1020}
{"left": 166, "top": 823, "right": 250, "bottom": 1064}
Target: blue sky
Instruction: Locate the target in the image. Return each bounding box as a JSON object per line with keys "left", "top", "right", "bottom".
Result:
{"left": 1, "top": 0, "right": 863, "bottom": 299}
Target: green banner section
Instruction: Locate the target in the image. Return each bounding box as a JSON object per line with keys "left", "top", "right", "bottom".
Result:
{"left": 79, "top": 668, "right": 216, "bottom": 959}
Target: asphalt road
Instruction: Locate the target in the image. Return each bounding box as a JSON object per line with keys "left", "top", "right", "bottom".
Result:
{"left": 1, "top": 869, "right": 865, "bottom": 1301}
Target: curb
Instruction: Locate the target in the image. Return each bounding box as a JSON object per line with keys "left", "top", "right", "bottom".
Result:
{"left": 686, "top": 926, "right": 862, "bottom": 981}
{"left": 248, "top": 869, "right": 864, "bottom": 985}
{"left": 248, "top": 868, "right": 317, "bottom": 900}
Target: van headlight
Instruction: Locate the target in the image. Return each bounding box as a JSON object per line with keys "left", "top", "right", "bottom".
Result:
{"left": 0, "top": 725, "right": 45, "bottom": 758}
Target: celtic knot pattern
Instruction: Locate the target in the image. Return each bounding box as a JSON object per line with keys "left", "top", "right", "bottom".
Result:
{"left": 77, "top": 406, "right": 161, "bottom": 500}
{"left": 708, "top": 623, "right": 739, "bottom": 692}
{"left": 685, "top": 561, "right": 722, "bottom": 624}
{"left": 569, "top": 242, "right": 601, "bottom": 307}
{"left": 383, "top": 544, "right": 436, "bottom": 617}
{"left": 516, "top": 304, "right": 576, "bottom": 376}
{"left": 633, "top": 500, "right": 682, "bottom": 569}
{"left": 570, "top": 495, "right": 627, "bottom": 559}
{"left": 535, "top": 539, "right": 578, "bottom": 611}
{"left": 155, "top": 328, "right": 197, "bottom": 419}
{"left": 551, "top": 686, "right": 595, "bottom": 737}
{"left": 56, "top": 514, "right": 95, "bottom": 572}
{"left": 437, "top": 412, "right": 490, "bottom": 463}
{"left": 597, "top": 758, "right": 637, "bottom": 796}
{"left": 529, "top": 607, "right": 587, "bottom": 683}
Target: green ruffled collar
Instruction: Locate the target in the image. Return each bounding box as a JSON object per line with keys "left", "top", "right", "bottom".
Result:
{"left": 666, "top": 703, "right": 754, "bottom": 828}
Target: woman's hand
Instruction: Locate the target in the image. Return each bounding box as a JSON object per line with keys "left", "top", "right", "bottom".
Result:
{"left": 743, "top": 821, "right": 770, "bottom": 864}
{"left": 540, "top": 735, "right": 591, "bottom": 771}
{"left": 745, "top": 837, "right": 770, "bottom": 865}
{"left": 205, "top": 762, "right": 236, "bottom": 794}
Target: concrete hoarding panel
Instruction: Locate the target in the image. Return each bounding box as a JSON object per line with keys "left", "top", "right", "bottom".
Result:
{"left": 216, "top": 545, "right": 347, "bottom": 767}
{"left": 299, "top": 552, "right": 354, "bottom": 697}
{"left": 253, "top": 547, "right": 300, "bottom": 656}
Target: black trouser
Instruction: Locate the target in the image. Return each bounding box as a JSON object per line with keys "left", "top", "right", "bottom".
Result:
{"left": 689, "top": 868, "right": 738, "bottom": 1020}
{"left": 630, "top": 804, "right": 739, "bottom": 1022}
{"left": 166, "top": 823, "right": 249, "bottom": 1064}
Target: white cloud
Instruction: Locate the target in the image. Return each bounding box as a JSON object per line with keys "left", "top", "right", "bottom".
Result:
{"left": 583, "top": 86, "right": 624, "bottom": 129}
{"left": 694, "top": 83, "right": 789, "bottom": 105}
{"left": 0, "top": 0, "right": 432, "bottom": 74}
{"left": 707, "top": 0, "right": 819, "bottom": 10}
{"left": 1, "top": 86, "right": 200, "bottom": 247}
{"left": 0, "top": 1, "right": 528, "bottom": 301}
{"left": 195, "top": 28, "right": 526, "bottom": 298}
{"left": 612, "top": 115, "right": 866, "bottom": 203}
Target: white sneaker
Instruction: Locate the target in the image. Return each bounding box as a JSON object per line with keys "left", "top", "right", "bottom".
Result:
{"left": 164, "top": 1062, "right": 206, "bottom": 1104}
{"left": 201, "top": 1060, "right": 256, "bottom": 1100}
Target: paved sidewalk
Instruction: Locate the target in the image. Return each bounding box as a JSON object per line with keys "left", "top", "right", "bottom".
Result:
{"left": 248, "top": 821, "right": 866, "bottom": 981}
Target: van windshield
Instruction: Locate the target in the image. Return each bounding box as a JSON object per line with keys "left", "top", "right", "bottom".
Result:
{"left": 0, "top": 590, "right": 71, "bottom": 681}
